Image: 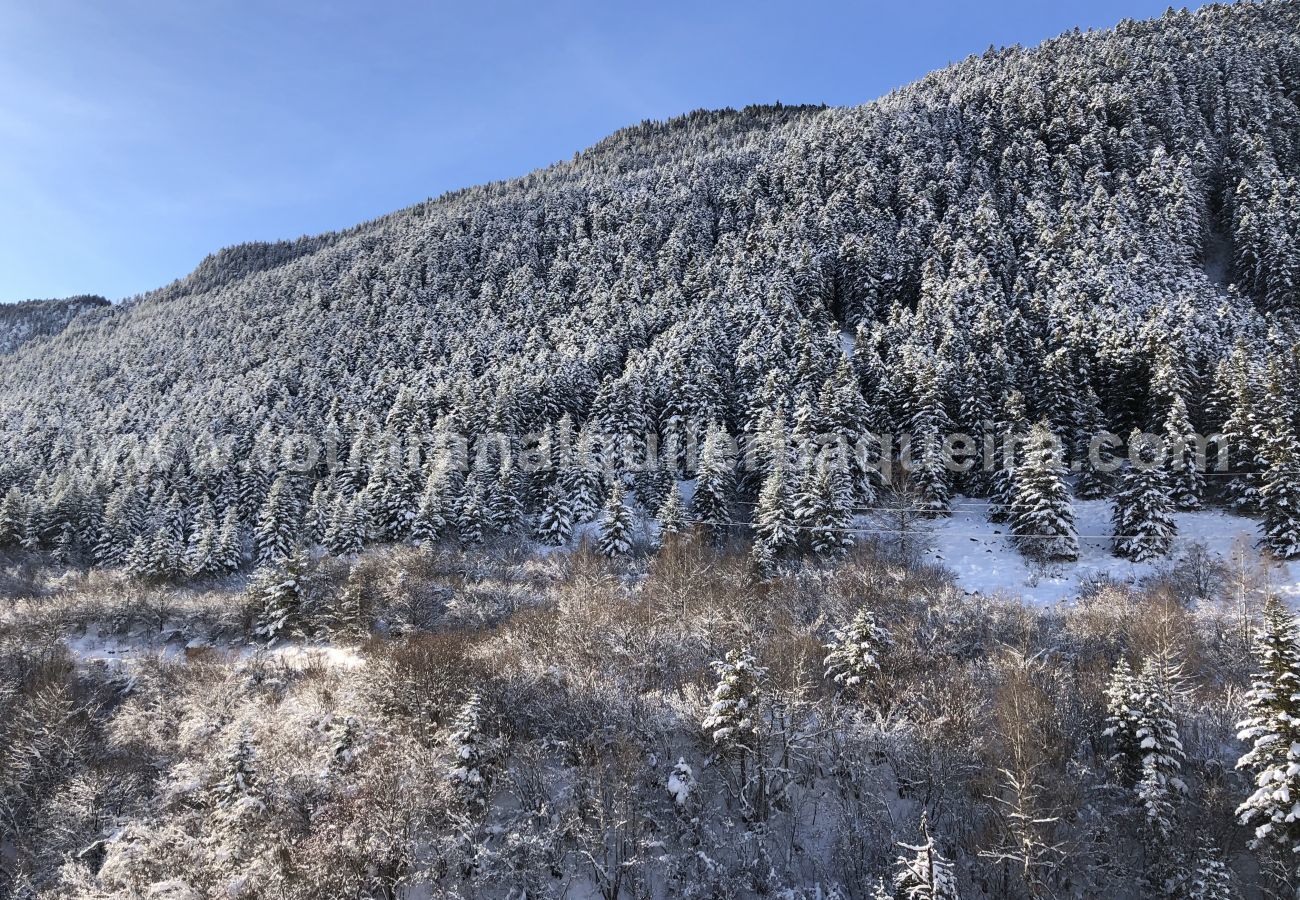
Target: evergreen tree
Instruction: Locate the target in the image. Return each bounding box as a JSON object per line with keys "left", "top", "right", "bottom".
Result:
{"left": 0, "top": 486, "right": 24, "bottom": 548}
{"left": 213, "top": 732, "right": 257, "bottom": 808}
{"left": 534, "top": 484, "right": 573, "bottom": 547}
{"left": 252, "top": 553, "right": 311, "bottom": 644}
{"left": 214, "top": 506, "right": 244, "bottom": 574}
{"left": 254, "top": 472, "right": 298, "bottom": 565}
{"left": 448, "top": 694, "right": 492, "bottom": 813}
{"left": 1008, "top": 421, "right": 1078, "bottom": 561}
{"left": 701, "top": 648, "right": 766, "bottom": 754}
{"left": 1258, "top": 414, "right": 1300, "bottom": 560}
{"left": 410, "top": 464, "right": 449, "bottom": 545}
{"left": 456, "top": 480, "right": 487, "bottom": 545}
{"left": 691, "top": 422, "right": 734, "bottom": 544}
{"left": 1113, "top": 433, "right": 1176, "bottom": 562}
{"left": 490, "top": 458, "right": 526, "bottom": 535}
{"left": 1163, "top": 395, "right": 1204, "bottom": 510}
{"left": 1236, "top": 596, "right": 1300, "bottom": 857}
{"left": 655, "top": 480, "right": 686, "bottom": 547}
{"left": 824, "top": 608, "right": 893, "bottom": 694}
{"left": 795, "top": 462, "right": 854, "bottom": 560}
{"left": 893, "top": 813, "right": 959, "bottom": 900}
{"left": 751, "top": 464, "right": 798, "bottom": 571}
{"left": 1186, "top": 840, "right": 1233, "bottom": 900}
{"left": 596, "top": 481, "right": 634, "bottom": 557}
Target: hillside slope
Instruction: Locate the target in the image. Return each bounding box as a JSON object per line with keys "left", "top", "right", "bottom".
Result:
{"left": 0, "top": 1, "right": 1297, "bottom": 576}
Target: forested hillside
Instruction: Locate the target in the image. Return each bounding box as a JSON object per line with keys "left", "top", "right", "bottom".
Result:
{"left": 0, "top": 295, "right": 109, "bottom": 355}
{"left": 2, "top": 4, "right": 1300, "bottom": 578}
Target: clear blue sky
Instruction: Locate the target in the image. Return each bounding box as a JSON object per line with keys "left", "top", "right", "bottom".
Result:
{"left": 0, "top": 0, "right": 1207, "bottom": 303}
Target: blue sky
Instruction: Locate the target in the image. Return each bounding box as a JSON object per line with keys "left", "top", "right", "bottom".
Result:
{"left": 0, "top": 0, "right": 1207, "bottom": 303}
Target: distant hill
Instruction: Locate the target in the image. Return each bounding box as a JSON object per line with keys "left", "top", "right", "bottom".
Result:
{"left": 0, "top": 295, "right": 110, "bottom": 354}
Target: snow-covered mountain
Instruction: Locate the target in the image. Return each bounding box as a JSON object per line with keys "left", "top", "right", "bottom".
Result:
{"left": 0, "top": 1, "right": 1298, "bottom": 574}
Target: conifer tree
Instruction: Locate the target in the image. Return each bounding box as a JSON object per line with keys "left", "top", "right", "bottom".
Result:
{"left": 410, "top": 464, "right": 449, "bottom": 545}
{"left": 535, "top": 484, "right": 573, "bottom": 547}
{"left": 457, "top": 480, "right": 487, "bottom": 545}
{"left": 252, "top": 553, "right": 311, "bottom": 644}
{"left": 752, "top": 464, "right": 798, "bottom": 572}
{"left": 655, "top": 480, "right": 686, "bottom": 547}
{"left": 702, "top": 648, "right": 766, "bottom": 755}
{"left": 1163, "top": 395, "right": 1204, "bottom": 510}
{"left": 1113, "top": 434, "right": 1176, "bottom": 562}
{"left": 214, "top": 506, "right": 244, "bottom": 573}
{"left": 796, "top": 462, "right": 854, "bottom": 560}
{"left": 213, "top": 732, "right": 258, "bottom": 808}
{"left": 1186, "top": 841, "right": 1233, "bottom": 900}
{"left": 490, "top": 457, "right": 526, "bottom": 535}
{"left": 824, "top": 608, "right": 893, "bottom": 695}
{"left": 1258, "top": 414, "right": 1300, "bottom": 560}
{"left": 691, "top": 422, "right": 734, "bottom": 544}
{"left": 254, "top": 472, "right": 298, "bottom": 565}
{"left": 1236, "top": 596, "right": 1300, "bottom": 857}
{"left": 0, "top": 486, "right": 24, "bottom": 548}
{"left": 448, "top": 694, "right": 492, "bottom": 813}
{"left": 597, "top": 481, "right": 634, "bottom": 557}
{"left": 893, "top": 813, "right": 960, "bottom": 900}
{"left": 1008, "top": 421, "right": 1078, "bottom": 561}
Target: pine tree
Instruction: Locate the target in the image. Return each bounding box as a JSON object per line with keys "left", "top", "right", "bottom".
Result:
{"left": 213, "top": 732, "right": 257, "bottom": 808}
{"left": 1103, "top": 658, "right": 1144, "bottom": 786}
{"left": 1008, "top": 421, "right": 1078, "bottom": 561}
{"left": 456, "top": 480, "right": 487, "bottom": 545}
{"left": 324, "top": 497, "right": 365, "bottom": 556}
{"left": 893, "top": 813, "right": 960, "bottom": 900}
{"left": 252, "top": 553, "right": 311, "bottom": 644}
{"left": 701, "top": 648, "right": 766, "bottom": 754}
{"left": 535, "top": 484, "right": 573, "bottom": 546}
{"left": 1131, "top": 658, "right": 1187, "bottom": 842}
{"left": 214, "top": 506, "right": 244, "bottom": 574}
{"left": 597, "top": 481, "right": 634, "bottom": 557}
{"left": 1186, "top": 840, "right": 1233, "bottom": 900}
{"left": 1236, "top": 596, "right": 1300, "bottom": 856}
{"left": 1113, "top": 433, "right": 1176, "bottom": 562}
{"left": 1258, "top": 414, "right": 1300, "bottom": 560}
{"left": 824, "top": 608, "right": 893, "bottom": 694}
{"left": 490, "top": 457, "right": 526, "bottom": 535}
{"left": 654, "top": 480, "right": 686, "bottom": 547}
{"left": 254, "top": 472, "right": 298, "bottom": 565}
{"left": 0, "top": 487, "right": 24, "bottom": 548}
{"left": 410, "top": 465, "right": 449, "bottom": 545}
{"left": 448, "top": 694, "right": 492, "bottom": 813}
{"left": 752, "top": 464, "right": 798, "bottom": 571}
{"left": 1163, "top": 396, "right": 1204, "bottom": 510}
{"left": 691, "top": 422, "right": 734, "bottom": 544}
{"left": 796, "top": 461, "right": 855, "bottom": 560}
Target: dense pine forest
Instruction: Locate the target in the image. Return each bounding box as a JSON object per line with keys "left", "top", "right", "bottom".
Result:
{"left": 3, "top": 2, "right": 1300, "bottom": 897}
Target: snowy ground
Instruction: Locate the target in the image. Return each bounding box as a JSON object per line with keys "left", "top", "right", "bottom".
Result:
{"left": 63, "top": 625, "right": 366, "bottom": 670}
{"left": 885, "top": 496, "right": 1300, "bottom": 605}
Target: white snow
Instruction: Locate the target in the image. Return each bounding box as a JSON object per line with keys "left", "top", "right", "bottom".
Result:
{"left": 869, "top": 497, "right": 1300, "bottom": 605}
{"left": 62, "top": 625, "right": 366, "bottom": 670}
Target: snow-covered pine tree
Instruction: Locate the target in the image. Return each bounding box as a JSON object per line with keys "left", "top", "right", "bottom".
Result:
{"left": 1112, "top": 432, "right": 1176, "bottom": 562}
{"left": 490, "top": 457, "right": 525, "bottom": 535}
{"left": 702, "top": 648, "right": 766, "bottom": 754}
{"left": 213, "top": 732, "right": 258, "bottom": 808}
{"left": 1102, "top": 658, "right": 1144, "bottom": 787}
{"left": 654, "top": 480, "right": 686, "bottom": 547}
{"left": 1186, "top": 840, "right": 1233, "bottom": 900}
{"left": 534, "top": 484, "right": 573, "bottom": 546}
{"left": 456, "top": 480, "right": 487, "bottom": 545}
{"left": 1008, "top": 421, "right": 1078, "bottom": 561}
{"left": 212, "top": 506, "right": 244, "bottom": 574}
{"left": 824, "top": 607, "right": 893, "bottom": 695}
{"left": 597, "top": 481, "right": 634, "bottom": 557}
{"left": 1236, "top": 595, "right": 1300, "bottom": 856}
{"left": 1258, "top": 413, "right": 1300, "bottom": 560}
{"left": 751, "top": 463, "right": 797, "bottom": 572}
{"left": 795, "top": 461, "right": 854, "bottom": 560}
{"left": 254, "top": 471, "right": 299, "bottom": 565}
{"left": 893, "top": 813, "right": 960, "bottom": 900}
{"left": 1132, "top": 658, "right": 1187, "bottom": 843}
{"left": 0, "top": 486, "right": 24, "bottom": 548}
{"left": 410, "top": 462, "right": 449, "bottom": 545}
{"left": 1163, "top": 395, "right": 1204, "bottom": 510}
{"left": 907, "top": 364, "right": 953, "bottom": 517}
{"left": 691, "top": 422, "right": 734, "bottom": 544}
{"left": 252, "top": 553, "right": 311, "bottom": 644}
{"left": 448, "top": 693, "right": 492, "bottom": 813}
{"left": 989, "top": 391, "right": 1029, "bottom": 522}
